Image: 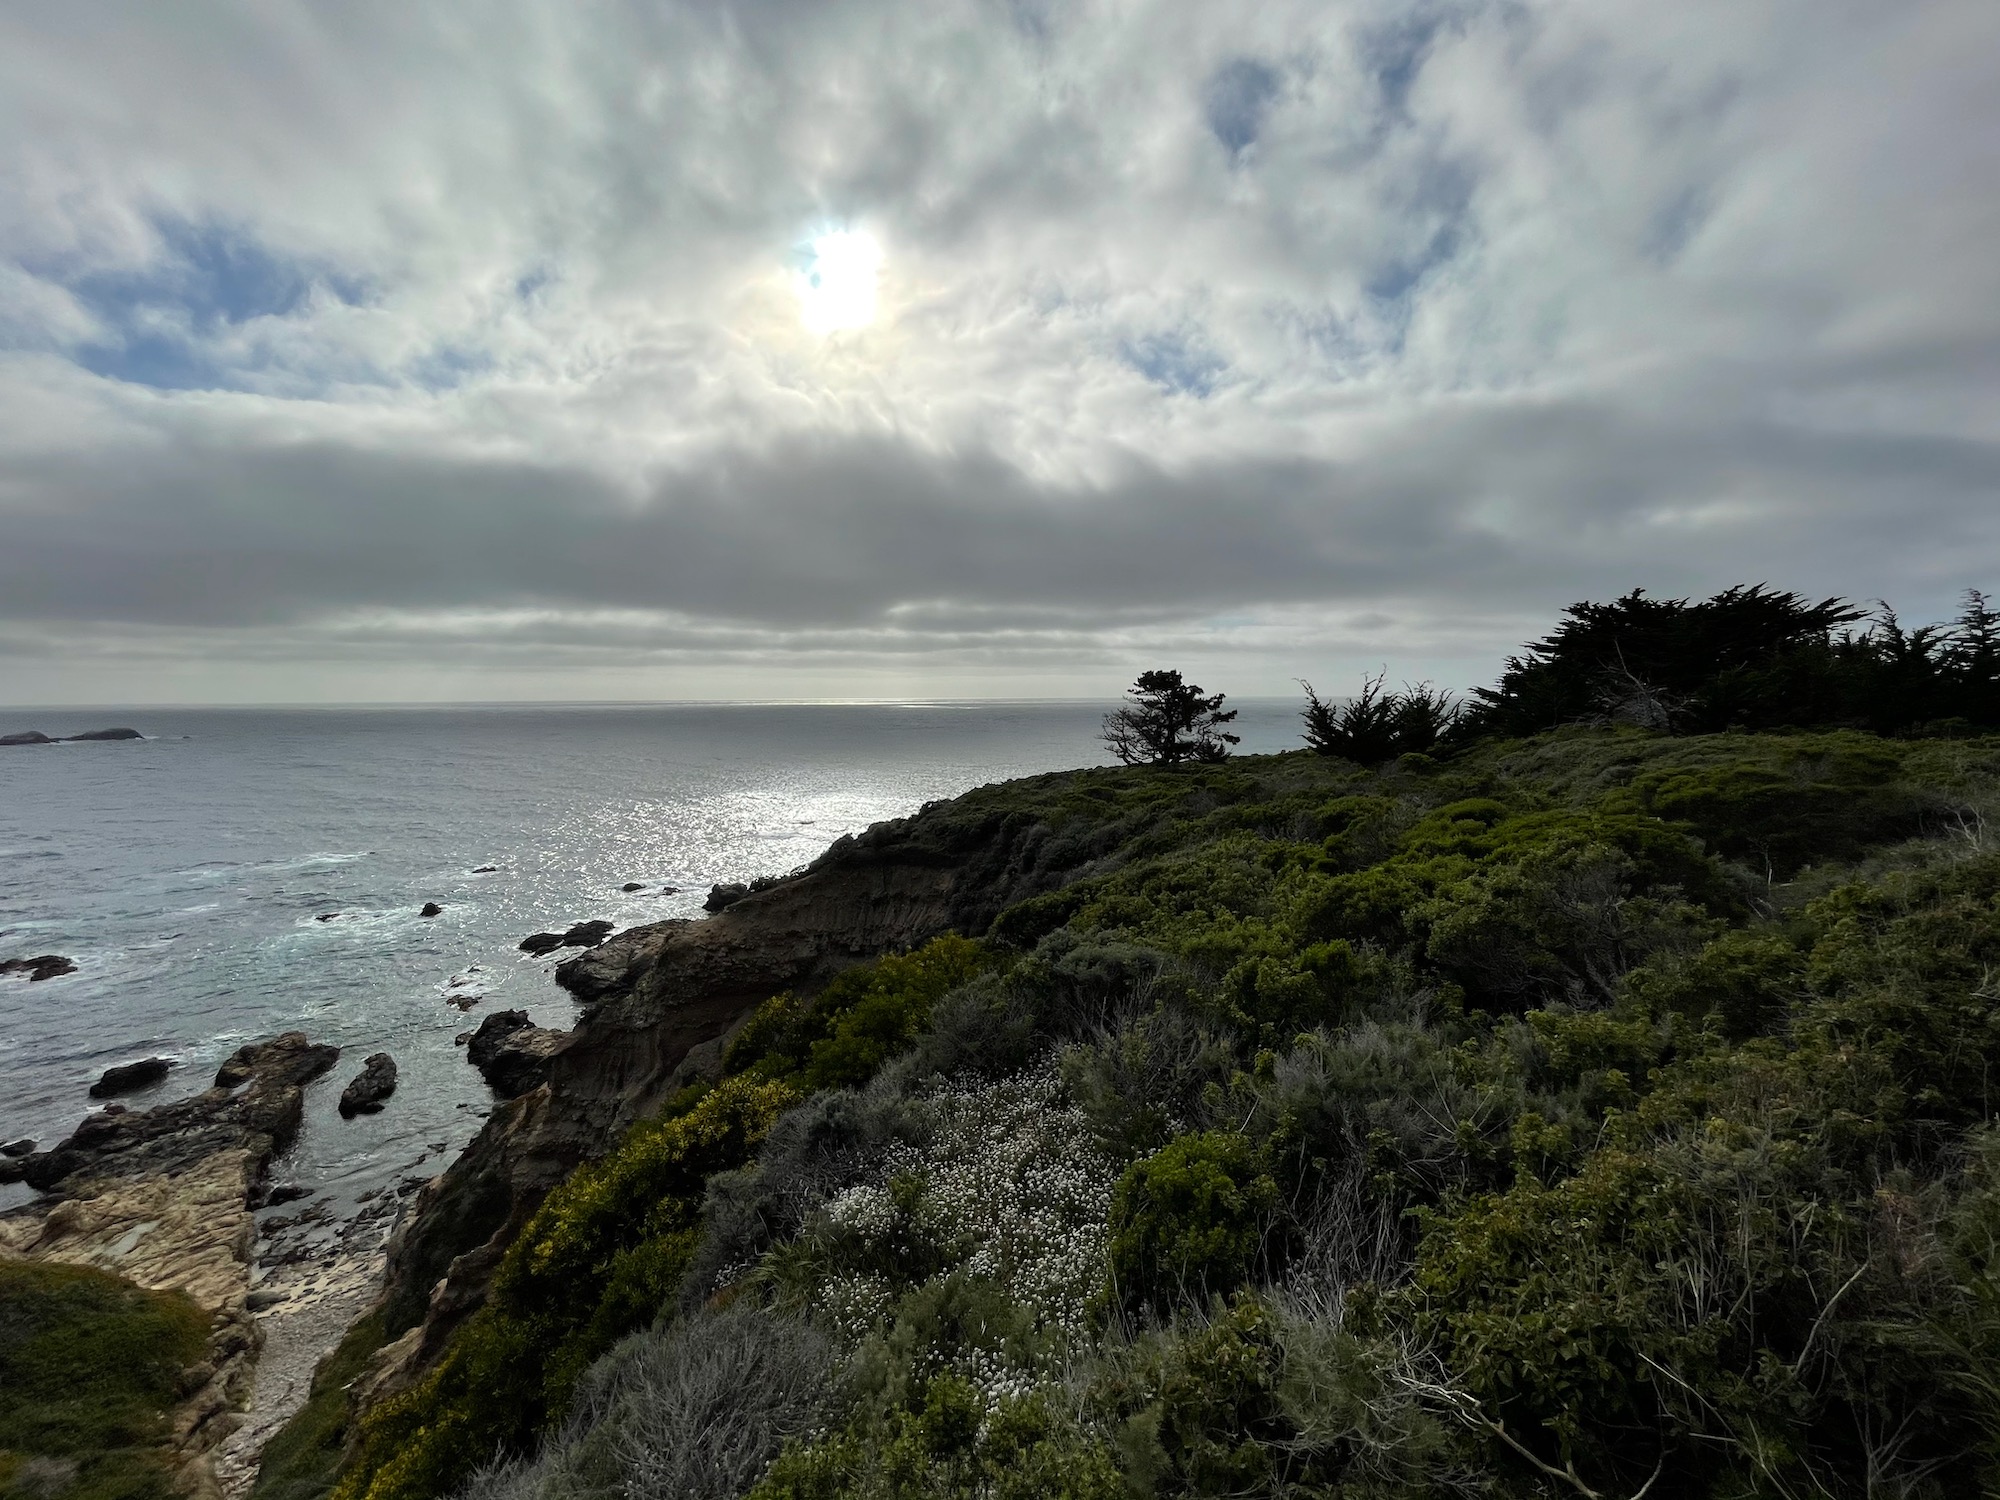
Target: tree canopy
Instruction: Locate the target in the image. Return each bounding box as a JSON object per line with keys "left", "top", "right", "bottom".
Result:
{"left": 1459, "top": 584, "right": 2000, "bottom": 738}
{"left": 1101, "top": 669, "right": 1239, "bottom": 765}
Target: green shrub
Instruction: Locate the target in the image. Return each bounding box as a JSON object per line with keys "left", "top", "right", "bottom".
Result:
{"left": 723, "top": 937, "right": 989, "bottom": 1089}
{"left": 1105, "top": 1133, "right": 1279, "bottom": 1316}
{"left": 338, "top": 1075, "right": 800, "bottom": 1500}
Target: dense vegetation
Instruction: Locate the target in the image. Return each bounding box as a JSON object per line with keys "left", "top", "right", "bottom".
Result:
{"left": 1461, "top": 585, "right": 2000, "bottom": 740}
{"left": 301, "top": 586, "right": 2000, "bottom": 1499}
{"left": 317, "top": 725, "right": 2000, "bottom": 1500}
{"left": 0, "top": 1261, "right": 208, "bottom": 1500}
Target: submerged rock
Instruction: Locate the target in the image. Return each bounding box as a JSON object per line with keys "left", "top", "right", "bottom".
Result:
{"left": 338, "top": 1054, "right": 399, "bottom": 1117}
{"left": 89, "top": 1057, "right": 172, "bottom": 1098}
{"left": 471, "top": 865, "right": 499, "bottom": 874}
{"left": 1, "top": 955, "right": 77, "bottom": 982}
{"left": 621, "top": 882, "right": 645, "bottom": 892}
{"left": 466, "top": 1011, "right": 569, "bottom": 1098}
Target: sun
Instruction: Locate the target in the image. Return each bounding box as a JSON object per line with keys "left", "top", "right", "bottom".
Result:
{"left": 797, "top": 230, "right": 882, "bottom": 333}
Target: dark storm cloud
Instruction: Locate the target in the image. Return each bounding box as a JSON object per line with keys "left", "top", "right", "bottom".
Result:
{"left": 4, "top": 399, "right": 1994, "bottom": 637}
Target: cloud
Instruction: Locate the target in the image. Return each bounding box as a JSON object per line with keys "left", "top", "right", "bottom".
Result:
{"left": 0, "top": 0, "right": 1994, "bottom": 702}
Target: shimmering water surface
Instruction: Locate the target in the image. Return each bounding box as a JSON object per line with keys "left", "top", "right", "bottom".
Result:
{"left": 0, "top": 700, "right": 1304, "bottom": 1212}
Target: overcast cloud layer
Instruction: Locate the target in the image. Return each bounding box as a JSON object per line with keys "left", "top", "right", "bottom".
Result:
{"left": 2, "top": 0, "right": 1996, "bottom": 703}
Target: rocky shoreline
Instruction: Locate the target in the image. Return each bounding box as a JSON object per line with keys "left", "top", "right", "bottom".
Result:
{"left": 3, "top": 785, "right": 1112, "bottom": 1497}
{"left": 0, "top": 1032, "right": 406, "bottom": 1500}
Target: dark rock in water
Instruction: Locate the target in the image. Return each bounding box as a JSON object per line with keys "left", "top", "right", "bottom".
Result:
{"left": 63, "top": 727, "right": 143, "bottom": 742}
{"left": 471, "top": 865, "right": 499, "bottom": 874}
{"left": 89, "top": 1057, "right": 172, "bottom": 1098}
{"left": 658, "top": 886, "right": 680, "bottom": 895}
{"left": 315, "top": 913, "right": 339, "bottom": 923}
{"left": 0, "top": 731, "right": 52, "bottom": 746}
{"left": 338, "top": 1053, "right": 399, "bottom": 1117}
{"left": 453, "top": 1030, "right": 473, "bottom": 1046}
{"left": 520, "top": 919, "right": 614, "bottom": 955}
{"left": 1, "top": 1138, "right": 34, "bottom": 1156}
{"left": 216, "top": 1032, "right": 341, "bottom": 1090}
{"left": 21, "top": 1030, "right": 340, "bottom": 1194}
{"left": 263, "top": 1181, "right": 313, "bottom": 1207}
{"left": 1, "top": 955, "right": 77, "bottom": 982}
{"left": 420, "top": 902, "right": 444, "bottom": 917}
{"left": 560, "top": 919, "right": 614, "bottom": 949}
{"left": 621, "top": 882, "right": 645, "bottom": 892}
{"left": 0, "top": 1158, "right": 23, "bottom": 1185}
{"left": 448, "top": 993, "right": 480, "bottom": 1011}
{"left": 704, "top": 881, "right": 750, "bottom": 913}
{"left": 466, "top": 1010, "right": 569, "bottom": 1098}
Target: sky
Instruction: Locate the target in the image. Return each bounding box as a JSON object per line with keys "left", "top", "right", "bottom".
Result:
{"left": 1, "top": 0, "right": 1996, "bottom": 705}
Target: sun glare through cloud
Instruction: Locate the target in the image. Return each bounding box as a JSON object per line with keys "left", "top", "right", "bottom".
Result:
{"left": 796, "top": 229, "right": 882, "bottom": 334}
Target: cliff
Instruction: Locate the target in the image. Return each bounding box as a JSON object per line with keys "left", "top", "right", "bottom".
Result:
{"left": 371, "top": 766, "right": 1173, "bottom": 1369}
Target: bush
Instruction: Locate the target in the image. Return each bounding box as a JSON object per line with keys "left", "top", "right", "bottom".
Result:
{"left": 1105, "top": 1133, "right": 1280, "bottom": 1317}
{"left": 338, "top": 1075, "right": 801, "bottom": 1500}
{"left": 1301, "top": 674, "right": 1460, "bottom": 765}
{"left": 459, "top": 1303, "right": 836, "bottom": 1500}
{"left": 724, "top": 937, "right": 990, "bottom": 1090}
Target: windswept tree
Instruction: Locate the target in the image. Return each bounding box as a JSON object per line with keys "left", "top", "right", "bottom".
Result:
{"left": 1102, "top": 670, "right": 1240, "bottom": 765}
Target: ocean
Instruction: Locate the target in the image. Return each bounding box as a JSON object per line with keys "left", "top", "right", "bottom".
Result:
{"left": 0, "top": 699, "right": 1307, "bottom": 1214}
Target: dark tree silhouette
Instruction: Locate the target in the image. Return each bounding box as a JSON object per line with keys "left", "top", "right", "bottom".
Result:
{"left": 1103, "top": 670, "right": 1240, "bottom": 765}
{"left": 1301, "top": 673, "right": 1459, "bottom": 764}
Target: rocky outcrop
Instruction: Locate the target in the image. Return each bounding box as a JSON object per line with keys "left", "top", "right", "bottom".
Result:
{"left": 1, "top": 955, "right": 77, "bottom": 981}
{"left": 22, "top": 1033, "right": 339, "bottom": 1193}
{"left": 703, "top": 881, "right": 750, "bottom": 912}
{"left": 0, "top": 1031, "right": 343, "bottom": 1500}
{"left": 90, "top": 1057, "right": 173, "bottom": 1097}
{"left": 420, "top": 902, "right": 444, "bottom": 918}
{"left": 0, "top": 730, "right": 53, "bottom": 746}
{"left": 65, "top": 727, "right": 144, "bottom": 741}
{"left": 466, "top": 1013, "right": 569, "bottom": 1099}
{"left": 338, "top": 1055, "right": 399, "bottom": 1117}
{"left": 372, "top": 776, "right": 1120, "bottom": 1374}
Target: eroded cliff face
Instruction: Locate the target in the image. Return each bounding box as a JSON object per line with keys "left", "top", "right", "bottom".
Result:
{"left": 372, "top": 778, "right": 1118, "bottom": 1381}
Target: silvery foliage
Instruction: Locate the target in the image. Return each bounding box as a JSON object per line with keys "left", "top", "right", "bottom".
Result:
{"left": 457, "top": 1302, "right": 835, "bottom": 1500}
{"left": 683, "top": 1076, "right": 927, "bottom": 1305}
{"left": 812, "top": 1058, "right": 1119, "bottom": 1352}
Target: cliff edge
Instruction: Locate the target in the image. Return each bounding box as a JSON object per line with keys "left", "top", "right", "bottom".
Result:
{"left": 370, "top": 768, "right": 1142, "bottom": 1382}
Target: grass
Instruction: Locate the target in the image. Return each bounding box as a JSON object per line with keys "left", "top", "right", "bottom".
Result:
{"left": 0, "top": 1261, "right": 208, "bottom": 1500}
